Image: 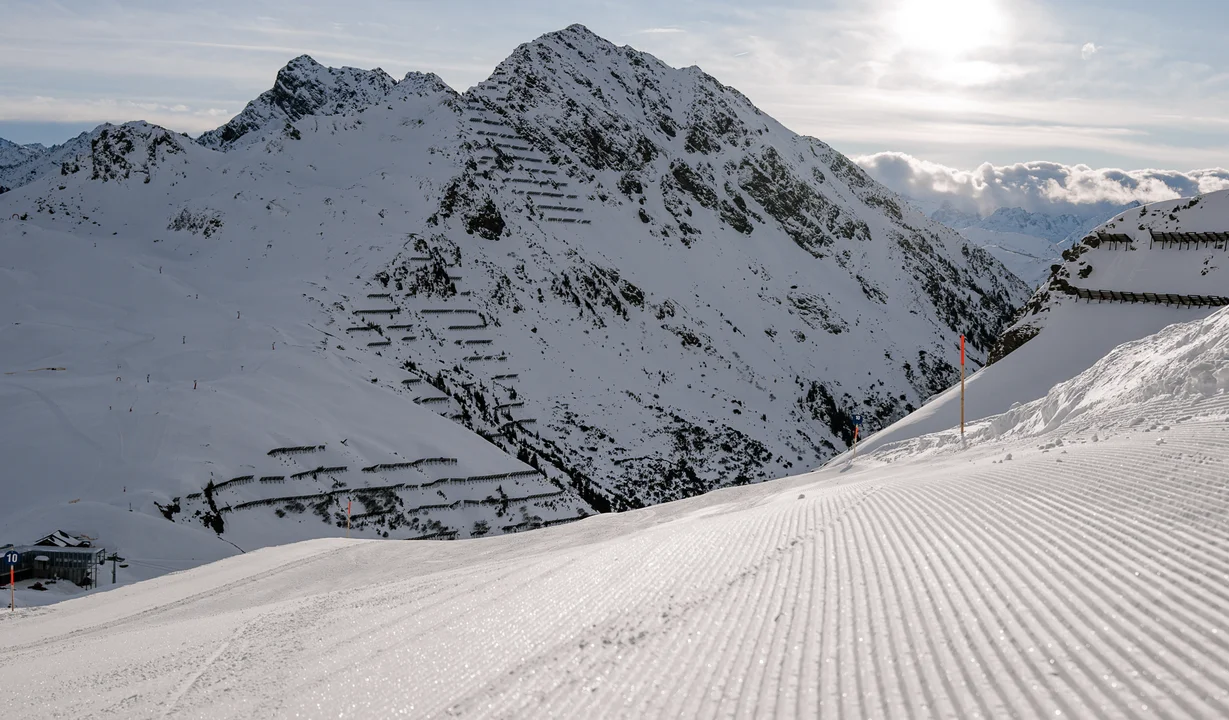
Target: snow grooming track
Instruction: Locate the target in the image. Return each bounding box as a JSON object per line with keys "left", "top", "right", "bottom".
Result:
{"left": 3, "top": 314, "right": 1229, "bottom": 717}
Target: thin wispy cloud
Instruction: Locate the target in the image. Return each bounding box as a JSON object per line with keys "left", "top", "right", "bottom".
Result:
{"left": 0, "top": 0, "right": 1226, "bottom": 176}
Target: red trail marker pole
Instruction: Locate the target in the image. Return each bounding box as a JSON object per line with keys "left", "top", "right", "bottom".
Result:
{"left": 346, "top": 500, "right": 352, "bottom": 538}
{"left": 9, "top": 566, "right": 13, "bottom": 612}
{"left": 960, "top": 335, "right": 966, "bottom": 440}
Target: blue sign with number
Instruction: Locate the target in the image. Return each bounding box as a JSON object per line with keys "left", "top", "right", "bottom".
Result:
{"left": 854, "top": 414, "right": 864, "bottom": 428}
{"left": 2, "top": 550, "right": 19, "bottom": 567}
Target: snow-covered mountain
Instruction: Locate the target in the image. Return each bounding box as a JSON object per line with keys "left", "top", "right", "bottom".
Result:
{"left": 854, "top": 188, "right": 1229, "bottom": 457}
{"left": 5, "top": 305, "right": 1228, "bottom": 717}
{"left": 0, "top": 25, "right": 1027, "bottom": 591}
{"left": 0, "top": 137, "right": 48, "bottom": 181}
{"left": 1, "top": 136, "right": 53, "bottom": 193}
{"left": 998, "top": 190, "right": 1228, "bottom": 360}
{"left": 928, "top": 202, "right": 1133, "bottom": 286}
{"left": 197, "top": 55, "right": 398, "bottom": 150}
{"left": 972, "top": 206, "right": 1100, "bottom": 244}
{"left": 0, "top": 131, "right": 100, "bottom": 193}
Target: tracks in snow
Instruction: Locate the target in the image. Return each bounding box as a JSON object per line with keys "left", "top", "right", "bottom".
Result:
{"left": 2, "top": 419, "right": 1228, "bottom": 718}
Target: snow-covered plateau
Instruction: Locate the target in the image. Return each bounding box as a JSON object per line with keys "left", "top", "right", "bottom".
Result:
{"left": 1, "top": 303, "right": 1227, "bottom": 718}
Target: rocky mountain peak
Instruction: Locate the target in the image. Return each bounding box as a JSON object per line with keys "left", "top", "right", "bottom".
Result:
{"left": 396, "top": 71, "right": 457, "bottom": 99}
{"left": 60, "top": 121, "right": 190, "bottom": 183}
{"left": 0, "top": 138, "right": 52, "bottom": 193}
{"left": 198, "top": 54, "right": 397, "bottom": 151}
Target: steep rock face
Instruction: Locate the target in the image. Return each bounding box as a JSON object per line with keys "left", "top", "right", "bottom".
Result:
{"left": 380, "top": 24, "right": 1028, "bottom": 509}
{"left": 198, "top": 55, "right": 398, "bottom": 150}
{"left": 78, "top": 122, "right": 193, "bottom": 182}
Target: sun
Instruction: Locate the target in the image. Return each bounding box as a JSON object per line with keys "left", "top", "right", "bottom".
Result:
{"left": 891, "top": 0, "right": 1007, "bottom": 57}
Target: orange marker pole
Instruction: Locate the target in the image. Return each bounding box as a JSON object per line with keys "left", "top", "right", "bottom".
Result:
{"left": 346, "top": 500, "right": 352, "bottom": 538}
{"left": 9, "top": 566, "right": 14, "bottom": 612}
{"left": 960, "top": 335, "right": 966, "bottom": 440}
{"left": 851, "top": 424, "right": 860, "bottom": 463}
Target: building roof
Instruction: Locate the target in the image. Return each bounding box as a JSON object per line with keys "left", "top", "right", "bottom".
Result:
{"left": 34, "top": 530, "right": 92, "bottom": 548}
{"left": 8, "top": 544, "right": 103, "bottom": 557}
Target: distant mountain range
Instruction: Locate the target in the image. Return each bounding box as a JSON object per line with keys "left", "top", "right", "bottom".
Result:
{"left": 925, "top": 201, "right": 1137, "bottom": 286}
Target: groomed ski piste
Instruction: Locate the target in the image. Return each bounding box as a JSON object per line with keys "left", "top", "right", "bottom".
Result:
{"left": 3, "top": 307, "right": 1227, "bottom": 718}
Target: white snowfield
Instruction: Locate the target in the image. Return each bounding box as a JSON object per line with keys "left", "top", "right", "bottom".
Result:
{"left": 3, "top": 309, "right": 1227, "bottom": 719}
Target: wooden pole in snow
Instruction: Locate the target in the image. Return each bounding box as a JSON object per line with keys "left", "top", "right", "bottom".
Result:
{"left": 960, "top": 335, "right": 966, "bottom": 439}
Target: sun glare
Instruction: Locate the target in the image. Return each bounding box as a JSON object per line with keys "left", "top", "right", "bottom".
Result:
{"left": 892, "top": 0, "right": 1007, "bottom": 57}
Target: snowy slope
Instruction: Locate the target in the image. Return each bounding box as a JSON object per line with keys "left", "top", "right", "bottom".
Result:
{"left": 1, "top": 105, "right": 587, "bottom": 567}
{"left": 3, "top": 308, "right": 1227, "bottom": 718}
{"left": 0, "top": 25, "right": 1026, "bottom": 594}
{"left": 853, "top": 189, "right": 1229, "bottom": 456}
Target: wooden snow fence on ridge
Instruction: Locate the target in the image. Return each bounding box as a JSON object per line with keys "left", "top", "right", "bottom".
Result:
{"left": 1149, "top": 230, "right": 1229, "bottom": 250}
{"left": 268, "top": 445, "right": 325, "bottom": 457}
{"left": 210, "top": 475, "right": 255, "bottom": 492}
{"left": 361, "top": 457, "right": 458, "bottom": 473}
{"left": 1083, "top": 232, "right": 1135, "bottom": 249}
{"left": 1067, "top": 286, "right": 1229, "bottom": 307}
{"left": 418, "top": 470, "right": 545, "bottom": 489}
{"left": 288, "top": 466, "right": 348, "bottom": 480}
{"left": 409, "top": 530, "right": 459, "bottom": 541}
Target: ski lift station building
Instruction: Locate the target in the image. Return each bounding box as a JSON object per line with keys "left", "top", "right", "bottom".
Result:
{"left": 2, "top": 531, "right": 106, "bottom": 587}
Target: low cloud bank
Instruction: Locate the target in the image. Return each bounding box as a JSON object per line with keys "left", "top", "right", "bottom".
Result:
{"left": 856, "top": 151, "right": 1229, "bottom": 217}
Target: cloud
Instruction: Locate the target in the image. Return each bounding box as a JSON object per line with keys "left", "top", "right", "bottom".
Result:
{"left": 0, "top": 95, "right": 230, "bottom": 136}
{"left": 634, "top": 27, "right": 685, "bottom": 34}
{"left": 855, "top": 151, "right": 1229, "bottom": 216}
{"left": 1081, "top": 42, "right": 1098, "bottom": 60}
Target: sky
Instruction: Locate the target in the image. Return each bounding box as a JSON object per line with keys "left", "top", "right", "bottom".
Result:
{"left": 2, "top": 0, "right": 1228, "bottom": 210}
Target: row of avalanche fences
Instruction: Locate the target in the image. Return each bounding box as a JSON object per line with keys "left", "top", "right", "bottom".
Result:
{"left": 2, "top": 530, "right": 107, "bottom": 589}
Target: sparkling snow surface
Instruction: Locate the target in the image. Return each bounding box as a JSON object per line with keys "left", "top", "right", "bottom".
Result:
{"left": 3, "top": 309, "right": 1228, "bottom": 718}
